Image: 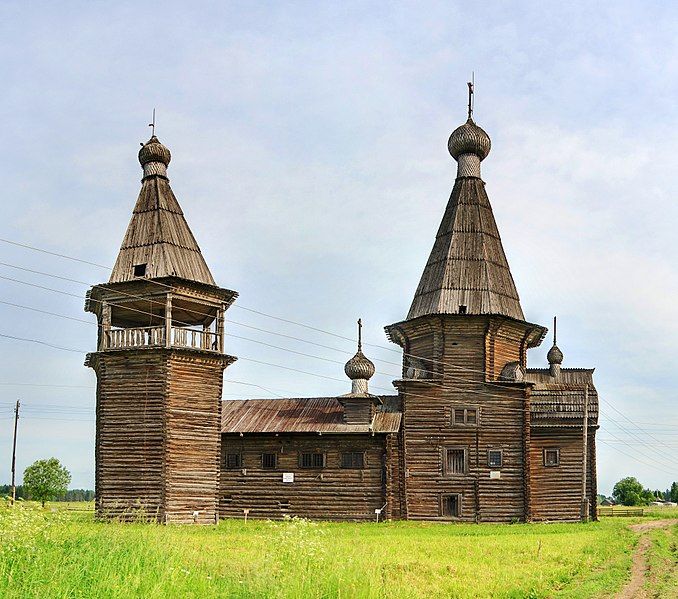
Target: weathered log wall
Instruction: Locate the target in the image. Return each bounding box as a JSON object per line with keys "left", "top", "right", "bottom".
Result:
{"left": 220, "top": 433, "right": 388, "bottom": 521}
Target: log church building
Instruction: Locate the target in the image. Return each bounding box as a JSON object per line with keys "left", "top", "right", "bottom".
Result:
{"left": 85, "top": 91, "right": 599, "bottom": 524}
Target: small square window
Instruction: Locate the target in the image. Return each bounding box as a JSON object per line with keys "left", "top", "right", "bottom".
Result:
{"left": 445, "top": 448, "right": 467, "bottom": 474}
{"left": 299, "top": 452, "right": 325, "bottom": 469}
{"left": 226, "top": 453, "right": 241, "bottom": 469}
{"left": 488, "top": 450, "right": 503, "bottom": 468}
{"left": 262, "top": 453, "right": 277, "bottom": 469}
{"left": 452, "top": 407, "right": 478, "bottom": 426}
{"left": 544, "top": 448, "right": 560, "bottom": 467}
{"left": 341, "top": 452, "right": 365, "bottom": 469}
{"left": 442, "top": 494, "right": 462, "bottom": 517}
{"left": 133, "top": 263, "right": 147, "bottom": 277}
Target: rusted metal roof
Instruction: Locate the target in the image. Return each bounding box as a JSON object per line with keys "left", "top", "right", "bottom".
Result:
{"left": 221, "top": 397, "right": 401, "bottom": 434}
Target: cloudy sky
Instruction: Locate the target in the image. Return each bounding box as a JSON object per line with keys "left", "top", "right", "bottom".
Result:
{"left": 0, "top": 1, "right": 676, "bottom": 494}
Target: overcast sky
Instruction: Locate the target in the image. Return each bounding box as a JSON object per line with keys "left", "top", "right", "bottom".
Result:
{"left": 0, "top": 1, "right": 676, "bottom": 495}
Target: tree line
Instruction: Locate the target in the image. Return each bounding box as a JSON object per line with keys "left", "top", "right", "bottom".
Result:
{"left": 602, "top": 477, "right": 678, "bottom": 506}
{"left": 1, "top": 484, "right": 94, "bottom": 502}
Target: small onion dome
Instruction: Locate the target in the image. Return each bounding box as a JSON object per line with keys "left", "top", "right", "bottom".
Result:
{"left": 139, "top": 135, "right": 171, "bottom": 167}
{"left": 547, "top": 343, "right": 564, "bottom": 365}
{"left": 344, "top": 349, "right": 376, "bottom": 381}
{"left": 448, "top": 118, "right": 491, "bottom": 161}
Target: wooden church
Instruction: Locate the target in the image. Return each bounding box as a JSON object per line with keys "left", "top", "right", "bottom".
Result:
{"left": 85, "top": 93, "right": 599, "bottom": 524}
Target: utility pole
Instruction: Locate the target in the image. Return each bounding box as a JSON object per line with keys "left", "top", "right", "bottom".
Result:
{"left": 581, "top": 385, "right": 589, "bottom": 522}
{"left": 10, "top": 399, "right": 20, "bottom": 506}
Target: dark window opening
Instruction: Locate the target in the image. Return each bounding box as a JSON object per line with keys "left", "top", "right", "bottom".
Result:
{"left": 452, "top": 407, "right": 478, "bottom": 426}
{"left": 226, "top": 453, "right": 241, "bottom": 470}
{"left": 458, "top": 305, "right": 467, "bottom": 314}
{"left": 341, "top": 452, "right": 365, "bottom": 469}
{"left": 445, "top": 448, "right": 467, "bottom": 474}
{"left": 544, "top": 448, "right": 560, "bottom": 467}
{"left": 442, "top": 494, "right": 461, "bottom": 517}
{"left": 278, "top": 500, "right": 291, "bottom": 509}
{"left": 488, "top": 450, "right": 503, "bottom": 468}
{"left": 261, "top": 453, "right": 277, "bottom": 469}
{"left": 133, "top": 263, "right": 147, "bottom": 277}
{"left": 299, "top": 452, "right": 325, "bottom": 469}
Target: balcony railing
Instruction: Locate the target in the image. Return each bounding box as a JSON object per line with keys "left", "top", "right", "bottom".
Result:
{"left": 102, "top": 326, "right": 221, "bottom": 352}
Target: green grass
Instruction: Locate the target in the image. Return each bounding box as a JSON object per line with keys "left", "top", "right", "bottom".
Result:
{"left": 644, "top": 521, "right": 678, "bottom": 598}
{"left": 0, "top": 501, "right": 665, "bottom": 598}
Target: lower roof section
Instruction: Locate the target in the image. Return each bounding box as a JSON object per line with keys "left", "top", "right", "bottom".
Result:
{"left": 221, "top": 396, "right": 401, "bottom": 434}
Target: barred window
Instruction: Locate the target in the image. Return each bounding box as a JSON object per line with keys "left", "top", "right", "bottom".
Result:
{"left": 445, "top": 448, "right": 467, "bottom": 474}
{"left": 544, "top": 448, "right": 560, "bottom": 467}
{"left": 299, "top": 452, "right": 325, "bottom": 469}
{"left": 226, "top": 453, "right": 241, "bottom": 469}
{"left": 261, "top": 453, "right": 277, "bottom": 469}
{"left": 341, "top": 452, "right": 365, "bottom": 469}
{"left": 442, "top": 494, "right": 461, "bottom": 517}
{"left": 452, "top": 407, "right": 478, "bottom": 426}
{"left": 487, "top": 449, "right": 503, "bottom": 468}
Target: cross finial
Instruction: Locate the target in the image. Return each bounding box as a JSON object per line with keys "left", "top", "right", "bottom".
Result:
{"left": 467, "top": 73, "right": 474, "bottom": 120}
{"left": 553, "top": 315, "right": 557, "bottom": 345}
{"left": 149, "top": 108, "right": 156, "bottom": 136}
{"left": 357, "top": 318, "right": 363, "bottom": 351}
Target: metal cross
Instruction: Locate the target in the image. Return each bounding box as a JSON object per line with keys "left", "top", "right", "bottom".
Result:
{"left": 149, "top": 108, "right": 156, "bottom": 136}
{"left": 467, "top": 74, "right": 474, "bottom": 120}
{"left": 357, "top": 318, "right": 363, "bottom": 351}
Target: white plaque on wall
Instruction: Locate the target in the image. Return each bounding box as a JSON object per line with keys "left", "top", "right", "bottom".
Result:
{"left": 282, "top": 472, "right": 294, "bottom": 483}
{"left": 490, "top": 471, "right": 501, "bottom": 479}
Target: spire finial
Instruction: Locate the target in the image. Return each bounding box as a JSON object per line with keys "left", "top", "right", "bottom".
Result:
{"left": 467, "top": 73, "right": 474, "bottom": 120}
{"left": 149, "top": 108, "right": 156, "bottom": 137}
{"left": 357, "top": 318, "right": 362, "bottom": 351}
{"left": 553, "top": 315, "right": 557, "bottom": 345}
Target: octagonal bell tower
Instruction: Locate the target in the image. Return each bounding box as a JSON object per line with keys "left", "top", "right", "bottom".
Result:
{"left": 85, "top": 134, "right": 237, "bottom": 523}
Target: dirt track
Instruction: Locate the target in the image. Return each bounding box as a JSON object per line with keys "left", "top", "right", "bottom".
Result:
{"left": 615, "top": 519, "right": 677, "bottom": 599}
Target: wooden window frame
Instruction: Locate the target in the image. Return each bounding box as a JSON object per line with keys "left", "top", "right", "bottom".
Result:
{"left": 340, "top": 452, "right": 365, "bottom": 469}
{"left": 298, "top": 452, "right": 326, "bottom": 469}
{"left": 261, "top": 452, "right": 277, "bottom": 469}
{"left": 487, "top": 449, "right": 503, "bottom": 469}
{"left": 225, "top": 452, "right": 242, "bottom": 470}
{"left": 543, "top": 448, "right": 560, "bottom": 467}
{"left": 441, "top": 493, "right": 462, "bottom": 518}
{"left": 451, "top": 407, "right": 479, "bottom": 426}
{"left": 443, "top": 447, "right": 468, "bottom": 476}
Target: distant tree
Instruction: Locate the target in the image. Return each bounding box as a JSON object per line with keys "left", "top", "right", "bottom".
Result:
{"left": 670, "top": 482, "right": 678, "bottom": 503}
{"left": 23, "top": 458, "right": 71, "bottom": 507}
{"left": 612, "top": 477, "right": 652, "bottom": 506}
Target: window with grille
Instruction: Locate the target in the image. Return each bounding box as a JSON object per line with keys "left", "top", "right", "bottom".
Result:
{"left": 442, "top": 494, "right": 461, "bottom": 517}
{"left": 487, "top": 449, "right": 503, "bottom": 468}
{"left": 452, "top": 407, "right": 478, "bottom": 426}
{"left": 261, "top": 453, "right": 277, "bottom": 469}
{"left": 445, "top": 448, "right": 467, "bottom": 474}
{"left": 225, "top": 453, "right": 241, "bottom": 469}
{"left": 299, "top": 452, "right": 325, "bottom": 468}
{"left": 341, "top": 452, "right": 365, "bottom": 469}
{"left": 543, "top": 448, "right": 560, "bottom": 467}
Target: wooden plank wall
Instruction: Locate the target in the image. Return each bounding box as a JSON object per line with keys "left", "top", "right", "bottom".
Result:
{"left": 220, "top": 433, "right": 387, "bottom": 521}
{"left": 164, "top": 353, "right": 225, "bottom": 524}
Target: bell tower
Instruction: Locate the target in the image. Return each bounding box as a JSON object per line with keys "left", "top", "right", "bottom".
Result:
{"left": 85, "top": 134, "right": 237, "bottom": 523}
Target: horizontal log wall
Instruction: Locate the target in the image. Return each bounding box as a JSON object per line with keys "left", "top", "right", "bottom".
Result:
{"left": 220, "top": 433, "right": 387, "bottom": 521}
{"left": 529, "top": 427, "right": 596, "bottom": 521}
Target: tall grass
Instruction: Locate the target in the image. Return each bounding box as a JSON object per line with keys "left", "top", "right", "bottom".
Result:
{"left": 0, "top": 500, "right": 642, "bottom": 598}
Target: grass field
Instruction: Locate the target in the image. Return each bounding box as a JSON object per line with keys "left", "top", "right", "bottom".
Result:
{"left": 0, "top": 501, "right": 675, "bottom": 598}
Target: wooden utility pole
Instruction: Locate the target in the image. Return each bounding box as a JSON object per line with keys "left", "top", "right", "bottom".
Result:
{"left": 581, "top": 384, "right": 589, "bottom": 522}
{"left": 10, "top": 399, "right": 20, "bottom": 506}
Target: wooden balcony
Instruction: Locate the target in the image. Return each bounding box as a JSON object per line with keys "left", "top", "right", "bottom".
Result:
{"left": 101, "top": 325, "right": 222, "bottom": 353}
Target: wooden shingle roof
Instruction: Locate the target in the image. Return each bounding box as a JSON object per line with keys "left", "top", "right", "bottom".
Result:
{"left": 408, "top": 177, "right": 524, "bottom": 320}
{"left": 221, "top": 397, "right": 401, "bottom": 434}
{"left": 109, "top": 137, "right": 215, "bottom": 285}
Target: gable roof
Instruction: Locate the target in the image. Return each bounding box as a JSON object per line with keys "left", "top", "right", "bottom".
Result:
{"left": 221, "top": 397, "right": 401, "bottom": 434}
{"left": 407, "top": 177, "right": 524, "bottom": 321}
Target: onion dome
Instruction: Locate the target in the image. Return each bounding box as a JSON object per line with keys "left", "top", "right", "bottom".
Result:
{"left": 448, "top": 118, "right": 491, "bottom": 161}
{"left": 547, "top": 343, "right": 564, "bottom": 365}
{"left": 344, "top": 349, "right": 376, "bottom": 381}
{"left": 139, "top": 136, "right": 171, "bottom": 167}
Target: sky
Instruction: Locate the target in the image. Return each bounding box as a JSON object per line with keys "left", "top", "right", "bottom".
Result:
{"left": 0, "top": 1, "right": 676, "bottom": 495}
